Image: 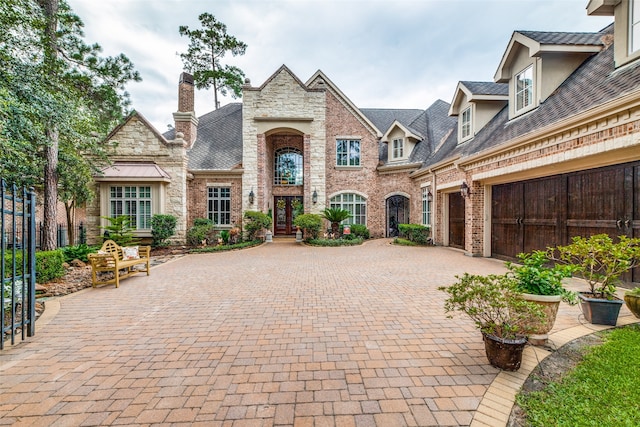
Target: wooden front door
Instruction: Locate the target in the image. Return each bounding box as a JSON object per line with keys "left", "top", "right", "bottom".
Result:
{"left": 274, "top": 196, "right": 302, "bottom": 235}
{"left": 449, "top": 192, "right": 465, "bottom": 249}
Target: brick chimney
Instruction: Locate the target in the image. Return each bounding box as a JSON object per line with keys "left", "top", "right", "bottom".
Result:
{"left": 173, "top": 72, "right": 198, "bottom": 148}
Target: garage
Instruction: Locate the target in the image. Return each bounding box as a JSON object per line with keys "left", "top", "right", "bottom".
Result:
{"left": 491, "top": 161, "right": 640, "bottom": 283}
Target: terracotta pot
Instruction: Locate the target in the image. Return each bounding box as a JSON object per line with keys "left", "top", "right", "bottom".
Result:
{"left": 482, "top": 332, "right": 527, "bottom": 371}
{"left": 624, "top": 293, "right": 640, "bottom": 319}
{"left": 521, "top": 293, "right": 562, "bottom": 346}
{"left": 579, "top": 292, "right": 623, "bottom": 326}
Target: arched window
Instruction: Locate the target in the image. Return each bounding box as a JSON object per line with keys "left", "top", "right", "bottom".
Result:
{"left": 330, "top": 193, "right": 367, "bottom": 225}
{"left": 274, "top": 148, "right": 303, "bottom": 185}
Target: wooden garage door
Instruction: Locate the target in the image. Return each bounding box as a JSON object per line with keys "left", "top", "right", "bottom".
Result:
{"left": 491, "top": 161, "right": 640, "bottom": 283}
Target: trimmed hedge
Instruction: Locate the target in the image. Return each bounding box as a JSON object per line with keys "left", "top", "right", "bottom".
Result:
{"left": 293, "top": 213, "right": 323, "bottom": 240}
{"left": 398, "top": 224, "right": 431, "bottom": 245}
{"left": 4, "top": 250, "right": 66, "bottom": 283}
{"left": 348, "top": 224, "right": 370, "bottom": 239}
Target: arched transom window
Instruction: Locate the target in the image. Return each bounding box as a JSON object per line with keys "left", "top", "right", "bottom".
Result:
{"left": 274, "top": 147, "right": 303, "bottom": 185}
{"left": 330, "top": 193, "right": 367, "bottom": 225}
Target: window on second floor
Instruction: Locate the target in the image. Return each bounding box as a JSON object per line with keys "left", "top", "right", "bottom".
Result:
{"left": 515, "top": 65, "right": 533, "bottom": 112}
{"left": 631, "top": 0, "right": 640, "bottom": 54}
{"left": 336, "top": 139, "right": 360, "bottom": 166}
{"left": 275, "top": 148, "right": 303, "bottom": 185}
{"left": 392, "top": 138, "right": 404, "bottom": 159}
{"left": 461, "top": 107, "right": 472, "bottom": 140}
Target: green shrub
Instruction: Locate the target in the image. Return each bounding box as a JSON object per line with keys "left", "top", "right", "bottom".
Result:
{"left": 186, "top": 222, "right": 215, "bottom": 246}
{"left": 190, "top": 240, "right": 262, "bottom": 253}
{"left": 151, "top": 214, "right": 177, "bottom": 247}
{"left": 4, "top": 250, "right": 66, "bottom": 283}
{"left": 62, "top": 244, "right": 99, "bottom": 263}
{"left": 193, "top": 218, "right": 213, "bottom": 227}
{"left": 394, "top": 238, "right": 417, "bottom": 246}
{"left": 243, "top": 210, "right": 272, "bottom": 241}
{"left": 293, "top": 213, "right": 323, "bottom": 240}
{"left": 349, "top": 224, "right": 370, "bottom": 239}
{"left": 101, "top": 215, "right": 139, "bottom": 246}
{"left": 398, "top": 223, "right": 431, "bottom": 245}
{"left": 220, "top": 230, "right": 230, "bottom": 245}
{"left": 36, "top": 250, "right": 66, "bottom": 282}
{"left": 306, "top": 237, "right": 363, "bottom": 247}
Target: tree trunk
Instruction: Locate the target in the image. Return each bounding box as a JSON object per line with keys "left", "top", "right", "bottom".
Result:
{"left": 39, "top": 0, "right": 60, "bottom": 251}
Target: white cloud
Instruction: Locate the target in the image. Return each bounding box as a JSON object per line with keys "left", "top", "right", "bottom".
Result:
{"left": 66, "top": 0, "right": 613, "bottom": 131}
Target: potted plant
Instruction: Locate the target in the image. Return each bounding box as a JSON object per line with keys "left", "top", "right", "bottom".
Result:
{"left": 624, "top": 287, "right": 640, "bottom": 319}
{"left": 439, "top": 273, "right": 545, "bottom": 371}
{"left": 505, "top": 250, "right": 577, "bottom": 345}
{"left": 551, "top": 234, "right": 640, "bottom": 326}
{"left": 321, "top": 208, "right": 351, "bottom": 237}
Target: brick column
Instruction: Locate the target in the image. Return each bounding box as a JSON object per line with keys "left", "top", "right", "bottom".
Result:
{"left": 257, "top": 133, "right": 266, "bottom": 211}
{"left": 303, "top": 134, "right": 311, "bottom": 211}
{"left": 465, "top": 180, "right": 485, "bottom": 256}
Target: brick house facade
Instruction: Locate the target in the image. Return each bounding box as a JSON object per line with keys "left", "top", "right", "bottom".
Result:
{"left": 89, "top": 1, "right": 640, "bottom": 280}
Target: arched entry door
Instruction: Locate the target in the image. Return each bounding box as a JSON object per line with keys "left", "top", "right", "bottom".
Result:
{"left": 386, "top": 195, "right": 409, "bottom": 237}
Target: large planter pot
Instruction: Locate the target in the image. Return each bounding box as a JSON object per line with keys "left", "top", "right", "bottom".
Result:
{"left": 521, "top": 293, "right": 562, "bottom": 346}
{"left": 624, "top": 293, "right": 640, "bottom": 319}
{"left": 482, "top": 333, "right": 527, "bottom": 371}
{"left": 579, "top": 292, "right": 623, "bottom": 326}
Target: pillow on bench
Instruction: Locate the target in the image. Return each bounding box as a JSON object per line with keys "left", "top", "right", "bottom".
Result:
{"left": 122, "top": 246, "right": 140, "bottom": 260}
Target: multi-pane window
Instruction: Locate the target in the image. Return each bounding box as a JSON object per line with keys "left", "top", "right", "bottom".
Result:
{"left": 274, "top": 148, "right": 303, "bottom": 185}
{"left": 515, "top": 66, "right": 533, "bottom": 111}
{"left": 461, "top": 107, "right": 472, "bottom": 140}
{"left": 422, "top": 187, "right": 432, "bottom": 226}
{"left": 330, "top": 193, "right": 366, "bottom": 225}
{"left": 336, "top": 139, "right": 361, "bottom": 166}
{"left": 392, "top": 138, "right": 404, "bottom": 159}
{"left": 109, "top": 186, "right": 152, "bottom": 229}
{"left": 208, "top": 187, "right": 231, "bottom": 226}
{"left": 631, "top": 0, "right": 640, "bottom": 54}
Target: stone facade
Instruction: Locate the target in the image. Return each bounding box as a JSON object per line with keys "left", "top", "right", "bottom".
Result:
{"left": 87, "top": 113, "right": 188, "bottom": 244}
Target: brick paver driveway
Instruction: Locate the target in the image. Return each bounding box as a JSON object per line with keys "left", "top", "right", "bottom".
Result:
{"left": 0, "top": 239, "right": 531, "bottom": 426}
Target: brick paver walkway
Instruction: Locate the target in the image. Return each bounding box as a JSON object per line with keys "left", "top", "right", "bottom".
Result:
{"left": 0, "top": 239, "right": 633, "bottom": 426}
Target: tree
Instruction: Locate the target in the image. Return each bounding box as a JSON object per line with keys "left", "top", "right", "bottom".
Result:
{"left": 322, "top": 208, "right": 352, "bottom": 237}
{"left": 0, "top": 0, "right": 140, "bottom": 250}
{"left": 179, "top": 13, "right": 247, "bottom": 109}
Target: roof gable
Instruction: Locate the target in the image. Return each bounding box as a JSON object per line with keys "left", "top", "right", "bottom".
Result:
{"left": 105, "top": 110, "right": 170, "bottom": 146}
{"left": 495, "top": 31, "right": 603, "bottom": 82}
{"left": 449, "top": 81, "right": 508, "bottom": 116}
{"left": 306, "top": 70, "right": 382, "bottom": 138}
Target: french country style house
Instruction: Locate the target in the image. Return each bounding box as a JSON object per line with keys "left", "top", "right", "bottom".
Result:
{"left": 88, "top": 0, "right": 640, "bottom": 282}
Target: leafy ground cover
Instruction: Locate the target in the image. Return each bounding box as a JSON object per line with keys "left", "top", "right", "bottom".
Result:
{"left": 513, "top": 324, "right": 640, "bottom": 427}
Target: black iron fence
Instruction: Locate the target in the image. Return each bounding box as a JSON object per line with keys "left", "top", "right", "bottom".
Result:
{"left": 3, "top": 222, "right": 86, "bottom": 250}
{"left": 1, "top": 179, "right": 37, "bottom": 350}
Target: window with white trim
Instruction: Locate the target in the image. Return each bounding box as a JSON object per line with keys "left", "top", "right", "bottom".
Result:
{"left": 392, "top": 138, "right": 404, "bottom": 159}
{"left": 109, "top": 185, "right": 152, "bottom": 229}
{"left": 336, "top": 139, "right": 360, "bottom": 166}
{"left": 515, "top": 66, "right": 533, "bottom": 112}
{"left": 422, "top": 187, "right": 432, "bottom": 226}
{"left": 461, "top": 107, "right": 472, "bottom": 140}
{"left": 631, "top": 0, "right": 640, "bottom": 54}
{"left": 329, "top": 193, "right": 366, "bottom": 225}
{"left": 208, "top": 187, "right": 231, "bottom": 226}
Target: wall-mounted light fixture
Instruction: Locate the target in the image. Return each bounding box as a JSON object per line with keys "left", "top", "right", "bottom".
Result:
{"left": 312, "top": 189, "right": 318, "bottom": 204}
{"left": 427, "top": 190, "right": 433, "bottom": 202}
{"left": 460, "top": 182, "right": 470, "bottom": 198}
{"left": 249, "top": 188, "right": 255, "bottom": 204}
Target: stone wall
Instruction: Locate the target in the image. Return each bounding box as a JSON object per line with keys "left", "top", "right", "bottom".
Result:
{"left": 87, "top": 114, "right": 188, "bottom": 244}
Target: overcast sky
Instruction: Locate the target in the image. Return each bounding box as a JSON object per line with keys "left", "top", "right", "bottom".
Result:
{"left": 66, "top": 0, "right": 613, "bottom": 132}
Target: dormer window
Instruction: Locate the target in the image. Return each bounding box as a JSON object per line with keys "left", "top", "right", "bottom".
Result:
{"left": 392, "top": 138, "right": 404, "bottom": 159}
{"left": 461, "top": 107, "right": 472, "bottom": 140}
{"left": 631, "top": 0, "right": 640, "bottom": 54}
{"left": 515, "top": 65, "right": 533, "bottom": 112}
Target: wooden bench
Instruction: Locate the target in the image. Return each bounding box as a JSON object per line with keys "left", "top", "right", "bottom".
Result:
{"left": 87, "top": 240, "right": 151, "bottom": 288}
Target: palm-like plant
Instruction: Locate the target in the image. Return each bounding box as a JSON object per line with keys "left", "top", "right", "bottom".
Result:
{"left": 322, "top": 208, "right": 351, "bottom": 236}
